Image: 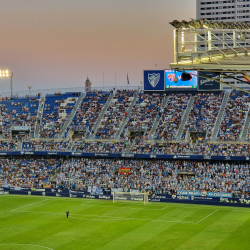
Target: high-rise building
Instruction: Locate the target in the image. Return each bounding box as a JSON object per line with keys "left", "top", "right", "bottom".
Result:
{"left": 196, "top": 0, "right": 250, "bottom": 86}
{"left": 197, "top": 0, "right": 250, "bottom": 22}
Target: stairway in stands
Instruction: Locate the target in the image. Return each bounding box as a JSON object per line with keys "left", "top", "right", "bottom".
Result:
{"left": 175, "top": 96, "right": 195, "bottom": 141}
{"left": 17, "top": 140, "right": 22, "bottom": 151}
{"left": 148, "top": 95, "right": 169, "bottom": 140}
{"left": 34, "top": 96, "right": 45, "bottom": 138}
{"left": 125, "top": 139, "right": 134, "bottom": 153}
{"left": 114, "top": 91, "right": 139, "bottom": 140}
{"left": 210, "top": 91, "right": 230, "bottom": 142}
{"left": 59, "top": 93, "right": 85, "bottom": 139}
{"left": 67, "top": 140, "right": 74, "bottom": 151}
{"left": 239, "top": 105, "right": 250, "bottom": 142}
{"left": 90, "top": 92, "right": 114, "bottom": 139}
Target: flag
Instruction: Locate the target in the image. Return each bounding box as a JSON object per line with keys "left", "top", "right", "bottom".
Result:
{"left": 243, "top": 71, "right": 250, "bottom": 83}
{"left": 127, "top": 73, "right": 130, "bottom": 85}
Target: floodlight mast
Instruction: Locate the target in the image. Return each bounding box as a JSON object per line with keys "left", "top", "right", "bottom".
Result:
{"left": 0, "top": 70, "right": 13, "bottom": 97}
{"left": 169, "top": 19, "right": 250, "bottom": 92}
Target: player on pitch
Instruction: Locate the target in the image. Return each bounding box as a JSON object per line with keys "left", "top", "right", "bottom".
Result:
{"left": 65, "top": 211, "right": 69, "bottom": 220}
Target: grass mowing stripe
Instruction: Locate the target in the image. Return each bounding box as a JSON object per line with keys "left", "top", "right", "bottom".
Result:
{"left": 1, "top": 195, "right": 250, "bottom": 250}
{"left": 175, "top": 210, "right": 249, "bottom": 250}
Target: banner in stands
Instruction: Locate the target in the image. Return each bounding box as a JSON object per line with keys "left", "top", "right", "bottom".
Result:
{"left": 143, "top": 70, "right": 165, "bottom": 91}
{"left": 0, "top": 151, "right": 250, "bottom": 162}
{"left": 177, "top": 190, "right": 232, "bottom": 198}
{"left": 198, "top": 71, "right": 221, "bottom": 91}
{"left": 1, "top": 187, "right": 249, "bottom": 207}
{"left": 119, "top": 167, "right": 131, "bottom": 174}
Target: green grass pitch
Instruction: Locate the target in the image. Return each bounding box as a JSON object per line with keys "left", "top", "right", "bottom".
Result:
{"left": 0, "top": 195, "right": 250, "bottom": 250}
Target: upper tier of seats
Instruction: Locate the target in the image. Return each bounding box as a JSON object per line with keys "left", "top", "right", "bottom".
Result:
{"left": 1, "top": 89, "right": 250, "bottom": 144}
{"left": 0, "top": 96, "right": 39, "bottom": 137}
{"left": 40, "top": 92, "right": 80, "bottom": 138}
{"left": 69, "top": 91, "right": 111, "bottom": 134}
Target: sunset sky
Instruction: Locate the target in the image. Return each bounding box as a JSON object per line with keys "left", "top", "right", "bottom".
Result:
{"left": 0, "top": 0, "right": 196, "bottom": 95}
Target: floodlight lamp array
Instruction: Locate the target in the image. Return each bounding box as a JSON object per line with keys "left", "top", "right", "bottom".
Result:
{"left": 169, "top": 19, "right": 250, "bottom": 30}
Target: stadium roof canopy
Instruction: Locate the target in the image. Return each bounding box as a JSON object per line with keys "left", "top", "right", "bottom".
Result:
{"left": 169, "top": 19, "right": 250, "bottom": 74}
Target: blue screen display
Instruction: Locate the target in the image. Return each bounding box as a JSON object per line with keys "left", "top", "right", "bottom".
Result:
{"left": 165, "top": 70, "right": 197, "bottom": 88}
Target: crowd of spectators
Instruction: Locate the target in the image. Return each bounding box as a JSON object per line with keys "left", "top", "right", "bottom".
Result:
{"left": 70, "top": 91, "right": 110, "bottom": 134}
{"left": 131, "top": 142, "right": 190, "bottom": 154}
{"left": 154, "top": 94, "right": 191, "bottom": 140}
{"left": 22, "top": 140, "right": 69, "bottom": 151}
{"left": 0, "top": 156, "right": 250, "bottom": 198}
{"left": 218, "top": 90, "right": 250, "bottom": 141}
{"left": 0, "top": 157, "right": 60, "bottom": 188}
{"left": 40, "top": 94, "right": 79, "bottom": 138}
{"left": 52, "top": 158, "right": 250, "bottom": 198}
{"left": 182, "top": 93, "right": 224, "bottom": 140}
{"left": 0, "top": 141, "right": 18, "bottom": 151}
{"left": 193, "top": 143, "right": 250, "bottom": 156}
{"left": 120, "top": 92, "right": 165, "bottom": 139}
{"left": 0, "top": 97, "right": 39, "bottom": 138}
{"left": 72, "top": 141, "right": 127, "bottom": 153}
{"left": 95, "top": 90, "right": 135, "bottom": 139}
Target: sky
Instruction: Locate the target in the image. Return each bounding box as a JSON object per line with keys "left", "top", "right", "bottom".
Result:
{"left": 0, "top": 0, "right": 196, "bottom": 95}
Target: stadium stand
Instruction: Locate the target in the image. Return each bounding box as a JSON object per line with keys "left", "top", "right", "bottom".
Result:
{"left": 1, "top": 87, "right": 250, "bottom": 200}
{"left": 0, "top": 96, "right": 39, "bottom": 138}
{"left": 154, "top": 93, "right": 191, "bottom": 140}
{"left": 120, "top": 92, "right": 165, "bottom": 139}
{"left": 22, "top": 140, "right": 69, "bottom": 151}
{"left": 72, "top": 141, "right": 126, "bottom": 153}
{"left": 0, "top": 156, "right": 249, "bottom": 198}
{"left": 95, "top": 90, "right": 135, "bottom": 139}
{"left": 218, "top": 90, "right": 250, "bottom": 141}
{"left": 0, "top": 140, "right": 18, "bottom": 151}
{"left": 181, "top": 92, "right": 224, "bottom": 140}
{"left": 40, "top": 92, "right": 80, "bottom": 138}
{"left": 1, "top": 89, "right": 250, "bottom": 157}
{"left": 131, "top": 142, "right": 190, "bottom": 154}
{"left": 68, "top": 91, "right": 111, "bottom": 136}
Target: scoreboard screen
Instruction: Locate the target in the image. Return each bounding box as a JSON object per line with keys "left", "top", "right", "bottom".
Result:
{"left": 165, "top": 70, "right": 197, "bottom": 89}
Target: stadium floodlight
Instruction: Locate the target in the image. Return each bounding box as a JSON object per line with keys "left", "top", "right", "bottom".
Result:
{"left": 189, "top": 19, "right": 202, "bottom": 29}
{"left": 202, "top": 19, "right": 213, "bottom": 29}
{"left": 241, "top": 23, "right": 249, "bottom": 30}
{"left": 169, "top": 20, "right": 182, "bottom": 29}
{"left": 180, "top": 20, "right": 189, "bottom": 29}
{"left": 0, "top": 69, "right": 13, "bottom": 97}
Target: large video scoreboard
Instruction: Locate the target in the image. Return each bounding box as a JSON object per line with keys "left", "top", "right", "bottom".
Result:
{"left": 144, "top": 70, "right": 221, "bottom": 91}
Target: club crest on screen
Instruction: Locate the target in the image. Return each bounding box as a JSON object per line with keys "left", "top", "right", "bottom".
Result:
{"left": 148, "top": 73, "right": 160, "bottom": 87}
{"left": 168, "top": 74, "right": 175, "bottom": 82}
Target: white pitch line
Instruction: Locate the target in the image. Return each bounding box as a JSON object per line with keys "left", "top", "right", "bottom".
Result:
{"left": 81, "top": 201, "right": 92, "bottom": 206}
{"left": 11, "top": 199, "right": 49, "bottom": 212}
{"left": 160, "top": 206, "right": 168, "bottom": 210}
{"left": 0, "top": 243, "right": 53, "bottom": 250}
{"left": 13, "top": 210, "right": 195, "bottom": 224}
{"left": 196, "top": 209, "right": 219, "bottom": 224}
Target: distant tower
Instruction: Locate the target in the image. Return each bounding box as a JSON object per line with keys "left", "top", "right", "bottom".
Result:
{"left": 85, "top": 77, "right": 92, "bottom": 92}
